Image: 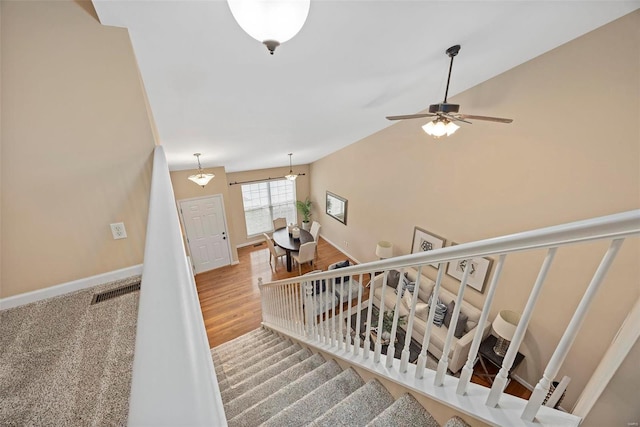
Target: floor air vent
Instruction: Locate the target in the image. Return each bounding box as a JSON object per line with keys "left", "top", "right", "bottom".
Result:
{"left": 91, "top": 282, "right": 141, "bottom": 305}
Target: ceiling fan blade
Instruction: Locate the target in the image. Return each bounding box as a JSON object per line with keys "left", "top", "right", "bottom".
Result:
{"left": 386, "top": 113, "right": 437, "bottom": 121}
{"left": 442, "top": 113, "right": 472, "bottom": 124}
{"left": 458, "top": 114, "right": 513, "bottom": 123}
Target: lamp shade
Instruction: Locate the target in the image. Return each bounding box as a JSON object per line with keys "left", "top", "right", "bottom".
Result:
{"left": 375, "top": 241, "right": 393, "bottom": 259}
{"left": 227, "top": 0, "right": 310, "bottom": 53}
{"left": 188, "top": 173, "right": 215, "bottom": 188}
{"left": 492, "top": 310, "right": 520, "bottom": 341}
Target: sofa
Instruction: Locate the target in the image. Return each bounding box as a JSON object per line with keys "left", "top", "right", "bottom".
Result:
{"left": 370, "top": 267, "right": 490, "bottom": 373}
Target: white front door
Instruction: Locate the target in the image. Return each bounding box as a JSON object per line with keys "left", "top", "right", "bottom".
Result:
{"left": 179, "top": 195, "right": 231, "bottom": 274}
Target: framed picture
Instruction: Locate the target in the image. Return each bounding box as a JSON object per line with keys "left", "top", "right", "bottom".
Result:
{"left": 411, "top": 227, "right": 446, "bottom": 254}
{"left": 446, "top": 245, "right": 493, "bottom": 293}
{"left": 326, "top": 191, "right": 347, "bottom": 225}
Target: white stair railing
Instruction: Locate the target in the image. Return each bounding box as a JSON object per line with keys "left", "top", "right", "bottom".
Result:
{"left": 259, "top": 210, "right": 639, "bottom": 427}
{"left": 128, "top": 146, "right": 226, "bottom": 426}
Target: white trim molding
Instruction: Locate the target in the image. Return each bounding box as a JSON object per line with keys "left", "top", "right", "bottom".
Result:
{"left": 0, "top": 264, "right": 143, "bottom": 310}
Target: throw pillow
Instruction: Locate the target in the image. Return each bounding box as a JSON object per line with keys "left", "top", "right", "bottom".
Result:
{"left": 395, "top": 276, "right": 416, "bottom": 297}
{"left": 433, "top": 302, "right": 447, "bottom": 327}
{"left": 402, "top": 290, "right": 429, "bottom": 321}
{"left": 385, "top": 270, "right": 402, "bottom": 289}
{"left": 443, "top": 301, "right": 469, "bottom": 338}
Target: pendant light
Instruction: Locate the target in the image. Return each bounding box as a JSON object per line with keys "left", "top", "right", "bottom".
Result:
{"left": 188, "top": 153, "right": 215, "bottom": 188}
{"left": 422, "top": 118, "right": 460, "bottom": 138}
{"left": 227, "top": 0, "right": 311, "bottom": 55}
{"left": 284, "top": 153, "right": 298, "bottom": 181}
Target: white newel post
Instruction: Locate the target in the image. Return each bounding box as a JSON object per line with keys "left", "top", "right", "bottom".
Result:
{"left": 416, "top": 263, "right": 446, "bottom": 379}
{"left": 258, "top": 277, "right": 265, "bottom": 323}
{"left": 487, "top": 247, "right": 557, "bottom": 407}
{"left": 457, "top": 254, "right": 506, "bottom": 395}
{"left": 304, "top": 280, "right": 314, "bottom": 337}
{"left": 521, "top": 239, "right": 624, "bottom": 421}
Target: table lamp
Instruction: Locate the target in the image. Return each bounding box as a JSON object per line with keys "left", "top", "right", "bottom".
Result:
{"left": 492, "top": 310, "right": 521, "bottom": 357}
{"left": 375, "top": 241, "right": 393, "bottom": 259}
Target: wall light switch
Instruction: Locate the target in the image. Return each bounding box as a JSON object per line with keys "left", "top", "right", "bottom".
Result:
{"left": 110, "top": 222, "right": 127, "bottom": 239}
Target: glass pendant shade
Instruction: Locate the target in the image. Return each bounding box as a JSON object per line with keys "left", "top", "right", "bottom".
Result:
{"left": 188, "top": 153, "right": 215, "bottom": 188}
{"left": 285, "top": 152, "right": 298, "bottom": 180}
{"left": 422, "top": 118, "right": 460, "bottom": 138}
{"left": 227, "top": 0, "right": 310, "bottom": 54}
{"left": 188, "top": 173, "right": 215, "bottom": 188}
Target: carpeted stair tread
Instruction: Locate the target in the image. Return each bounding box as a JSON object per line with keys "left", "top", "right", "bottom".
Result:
{"left": 309, "top": 378, "right": 395, "bottom": 427}
{"left": 220, "top": 339, "right": 295, "bottom": 380}
{"left": 214, "top": 334, "right": 283, "bottom": 365}
{"left": 212, "top": 328, "right": 272, "bottom": 353}
{"left": 217, "top": 342, "right": 302, "bottom": 393}
{"left": 444, "top": 415, "right": 472, "bottom": 427}
{"left": 221, "top": 347, "right": 312, "bottom": 402}
{"left": 224, "top": 353, "right": 326, "bottom": 420}
{"left": 228, "top": 359, "right": 343, "bottom": 427}
{"left": 366, "top": 393, "right": 440, "bottom": 427}
{"left": 261, "top": 368, "right": 365, "bottom": 427}
{"left": 212, "top": 330, "right": 278, "bottom": 360}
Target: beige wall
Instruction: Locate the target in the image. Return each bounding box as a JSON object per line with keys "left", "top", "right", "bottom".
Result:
{"left": 1, "top": 1, "right": 156, "bottom": 298}
{"left": 227, "top": 165, "right": 311, "bottom": 247}
{"left": 310, "top": 11, "right": 639, "bottom": 410}
{"left": 169, "top": 166, "right": 239, "bottom": 263}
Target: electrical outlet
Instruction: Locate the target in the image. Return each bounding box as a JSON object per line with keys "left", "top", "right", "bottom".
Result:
{"left": 110, "top": 222, "right": 127, "bottom": 240}
{"left": 344, "top": 241, "right": 349, "bottom": 247}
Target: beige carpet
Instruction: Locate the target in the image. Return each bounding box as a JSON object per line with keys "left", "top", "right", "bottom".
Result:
{"left": 0, "top": 276, "right": 140, "bottom": 426}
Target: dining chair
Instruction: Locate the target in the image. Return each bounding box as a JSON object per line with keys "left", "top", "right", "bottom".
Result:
{"left": 273, "top": 217, "right": 287, "bottom": 230}
{"left": 263, "top": 232, "right": 286, "bottom": 269}
{"left": 292, "top": 241, "right": 316, "bottom": 275}
{"left": 309, "top": 221, "right": 321, "bottom": 257}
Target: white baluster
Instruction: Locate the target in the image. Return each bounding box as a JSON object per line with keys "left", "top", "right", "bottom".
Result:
{"left": 304, "top": 280, "right": 314, "bottom": 337}
{"left": 353, "top": 273, "right": 364, "bottom": 356}
{"left": 386, "top": 268, "right": 406, "bottom": 368}
{"left": 401, "top": 267, "right": 422, "bottom": 373}
{"left": 522, "top": 240, "right": 623, "bottom": 421}
{"left": 374, "top": 271, "right": 389, "bottom": 363}
{"left": 343, "top": 277, "right": 350, "bottom": 352}
{"left": 363, "top": 272, "right": 377, "bottom": 360}
{"left": 487, "top": 247, "right": 557, "bottom": 407}
{"left": 435, "top": 260, "right": 471, "bottom": 386}
{"left": 416, "top": 263, "right": 446, "bottom": 379}
{"left": 324, "top": 280, "right": 331, "bottom": 345}
{"left": 458, "top": 254, "right": 506, "bottom": 395}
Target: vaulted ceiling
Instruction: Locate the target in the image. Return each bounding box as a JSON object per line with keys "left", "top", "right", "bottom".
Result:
{"left": 93, "top": 1, "right": 639, "bottom": 172}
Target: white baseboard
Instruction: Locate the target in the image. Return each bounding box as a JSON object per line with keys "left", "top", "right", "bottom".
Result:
{"left": 320, "top": 234, "right": 362, "bottom": 264}
{"left": 0, "top": 264, "right": 143, "bottom": 310}
{"left": 236, "top": 239, "right": 266, "bottom": 249}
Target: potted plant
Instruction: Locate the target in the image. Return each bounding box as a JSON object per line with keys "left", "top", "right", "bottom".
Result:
{"left": 296, "top": 197, "right": 312, "bottom": 230}
{"left": 381, "top": 309, "right": 407, "bottom": 341}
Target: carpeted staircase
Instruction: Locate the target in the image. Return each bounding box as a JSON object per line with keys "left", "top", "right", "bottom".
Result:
{"left": 211, "top": 327, "right": 472, "bottom": 427}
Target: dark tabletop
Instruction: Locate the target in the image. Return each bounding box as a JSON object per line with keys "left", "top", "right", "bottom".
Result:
{"left": 273, "top": 228, "right": 313, "bottom": 252}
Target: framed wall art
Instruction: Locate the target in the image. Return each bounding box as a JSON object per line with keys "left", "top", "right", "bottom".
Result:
{"left": 411, "top": 227, "right": 446, "bottom": 254}
{"left": 446, "top": 246, "right": 493, "bottom": 293}
{"left": 326, "top": 191, "right": 347, "bottom": 225}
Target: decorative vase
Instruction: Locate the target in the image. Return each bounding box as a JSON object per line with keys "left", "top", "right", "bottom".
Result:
{"left": 292, "top": 227, "right": 301, "bottom": 240}
{"left": 302, "top": 221, "right": 311, "bottom": 231}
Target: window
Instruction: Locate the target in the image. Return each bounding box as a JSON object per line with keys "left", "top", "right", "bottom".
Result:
{"left": 241, "top": 179, "right": 297, "bottom": 236}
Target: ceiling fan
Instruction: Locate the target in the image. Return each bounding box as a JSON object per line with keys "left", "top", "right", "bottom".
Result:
{"left": 386, "top": 45, "right": 513, "bottom": 137}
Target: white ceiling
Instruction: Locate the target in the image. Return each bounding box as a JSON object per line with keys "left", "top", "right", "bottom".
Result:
{"left": 93, "top": 1, "right": 639, "bottom": 172}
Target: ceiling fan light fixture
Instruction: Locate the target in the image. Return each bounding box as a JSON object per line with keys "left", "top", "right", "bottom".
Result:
{"left": 285, "top": 152, "right": 298, "bottom": 180}
{"left": 422, "top": 118, "right": 459, "bottom": 138}
{"left": 188, "top": 153, "right": 215, "bottom": 188}
{"left": 227, "top": 0, "right": 311, "bottom": 55}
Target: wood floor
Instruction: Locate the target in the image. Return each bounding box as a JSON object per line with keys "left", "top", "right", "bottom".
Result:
{"left": 195, "top": 236, "right": 531, "bottom": 400}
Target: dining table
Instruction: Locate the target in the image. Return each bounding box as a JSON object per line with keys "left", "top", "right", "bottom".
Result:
{"left": 272, "top": 227, "right": 314, "bottom": 272}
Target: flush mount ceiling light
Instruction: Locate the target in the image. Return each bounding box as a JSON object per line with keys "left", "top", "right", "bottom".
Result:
{"left": 188, "top": 153, "right": 215, "bottom": 188}
{"left": 227, "top": 0, "right": 311, "bottom": 55}
{"left": 284, "top": 153, "right": 298, "bottom": 181}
